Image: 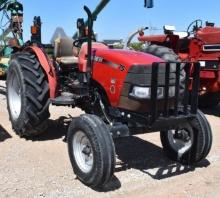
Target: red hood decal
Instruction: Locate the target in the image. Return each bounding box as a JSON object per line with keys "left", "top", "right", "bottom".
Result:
{"left": 93, "top": 49, "right": 162, "bottom": 69}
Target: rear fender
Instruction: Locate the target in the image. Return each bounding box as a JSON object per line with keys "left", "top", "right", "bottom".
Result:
{"left": 78, "top": 42, "right": 108, "bottom": 72}
{"left": 25, "top": 46, "right": 57, "bottom": 98}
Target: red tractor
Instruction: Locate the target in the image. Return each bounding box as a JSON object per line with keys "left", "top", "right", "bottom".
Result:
{"left": 6, "top": 3, "right": 212, "bottom": 188}
{"left": 137, "top": 20, "right": 220, "bottom": 107}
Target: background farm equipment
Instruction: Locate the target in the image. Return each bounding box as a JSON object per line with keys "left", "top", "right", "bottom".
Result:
{"left": 0, "top": 0, "right": 23, "bottom": 78}
{"left": 137, "top": 20, "right": 220, "bottom": 107}
{"left": 0, "top": 0, "right": 112, "bottom": 78}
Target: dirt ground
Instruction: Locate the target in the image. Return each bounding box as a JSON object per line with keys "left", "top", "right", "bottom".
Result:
{"left": 0, "top": 80, "right": 220, "bottom": 198}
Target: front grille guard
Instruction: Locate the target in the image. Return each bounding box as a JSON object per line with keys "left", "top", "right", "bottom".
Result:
{"left": 150, "top": 62, "right": 200, "bottom": 124}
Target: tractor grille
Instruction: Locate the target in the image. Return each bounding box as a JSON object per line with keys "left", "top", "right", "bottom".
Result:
{"left": 119, "top": 62, "right": 200, "bottom": 122}
{"left": 124, "top": 64, "right": 177, "bottom": 86}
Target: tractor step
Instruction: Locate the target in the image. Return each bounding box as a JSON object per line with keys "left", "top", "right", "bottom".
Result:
{"left": 109, "top": 123, "right": 130, "bottom": 138}
{"left": 51, "top": 92, "right": 80, "bottom": 106}
{"left": 51, "top": 96, "right": 75, "bottom": 106}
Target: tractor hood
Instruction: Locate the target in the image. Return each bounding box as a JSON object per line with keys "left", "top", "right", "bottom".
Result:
{"left": 93, "top": 48, "right": 162, "bottom": 69}
{"left": 92, "top": 48, "right": 164, "bottom": 107}
{"left": 196, "top": 26, "right": 220, "bottom": 44}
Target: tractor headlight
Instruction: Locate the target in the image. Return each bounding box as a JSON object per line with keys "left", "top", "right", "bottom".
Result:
{"left": 130, "top": 87, "right": 151, "bottom": 99}
{"left": 130, "top": 86, "right": 164, "bottom": 99}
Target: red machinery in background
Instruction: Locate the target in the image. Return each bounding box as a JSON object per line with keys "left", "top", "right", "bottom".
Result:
{"left": 138, "top": 20, "right": 220, "bottom": 107}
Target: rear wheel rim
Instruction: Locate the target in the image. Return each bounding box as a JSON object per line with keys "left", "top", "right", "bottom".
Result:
{"left": 8, "top": 70, "right": 22, "bottom": 121}
{"left": 73, "top": 131, "right": 94, "bottom": 173}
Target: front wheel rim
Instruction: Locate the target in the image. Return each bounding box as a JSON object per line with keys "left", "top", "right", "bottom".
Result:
{"left": 72, "top": 131, "right": 94, "bottom": 173}
{"left": 167, "top": 128, "right": 194, "bottom": 159}
{"left": 8, "top": 70, "right": 22, "bottom": 121}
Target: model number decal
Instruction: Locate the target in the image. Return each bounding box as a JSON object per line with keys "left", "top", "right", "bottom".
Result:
{"left": 92, "top": 56, "right": 104, "bottom": 63}
{"left": 92, "top": 56, "right": 125, "bottom": 71}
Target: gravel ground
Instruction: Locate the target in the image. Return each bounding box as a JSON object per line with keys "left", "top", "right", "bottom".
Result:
{"left": 0, "top": 80, "right": 220, "bottom": 198}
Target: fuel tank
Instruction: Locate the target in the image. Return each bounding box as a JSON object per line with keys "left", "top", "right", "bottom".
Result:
{"left": 196, "top": 26, "right": 220, "bottom": 44}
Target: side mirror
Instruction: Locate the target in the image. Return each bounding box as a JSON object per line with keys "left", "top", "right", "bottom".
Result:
{"left": 144, "top": 0, "right": 154, "bottom": 8}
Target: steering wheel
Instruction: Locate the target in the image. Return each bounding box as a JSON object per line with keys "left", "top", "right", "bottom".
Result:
{"left": 187, "top": 19, "right": 202, "bottom": 35}
{"left": 73, "top": 37, "right": 88, "bottom": 48}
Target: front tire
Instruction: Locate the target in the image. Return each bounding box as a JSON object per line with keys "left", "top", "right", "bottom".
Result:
{"left": 6, "top": 52, "right": 50, "bottom": 137}
{"left": 160, "top": 110, "right": 212, "bottom": 165}
{"left": 67, "top": 114, "right": 115, "bottom": 188}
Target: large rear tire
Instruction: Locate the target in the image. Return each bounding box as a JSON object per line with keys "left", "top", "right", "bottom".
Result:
{"left": 160, "top": 110, "right": 212, "bottom": 165}
{"left": 142, "top": 44, "right": 185, "bottom": 85}
{"left": 67, "top": 114, "right": 115, "bottom": 188}
{"left": 6, "top": 52, "right": 50, "bottom": 137}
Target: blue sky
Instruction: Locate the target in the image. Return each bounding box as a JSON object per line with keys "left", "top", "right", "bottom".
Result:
{"left": 21, "top": 0, "right": 220, "bottom": 43}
